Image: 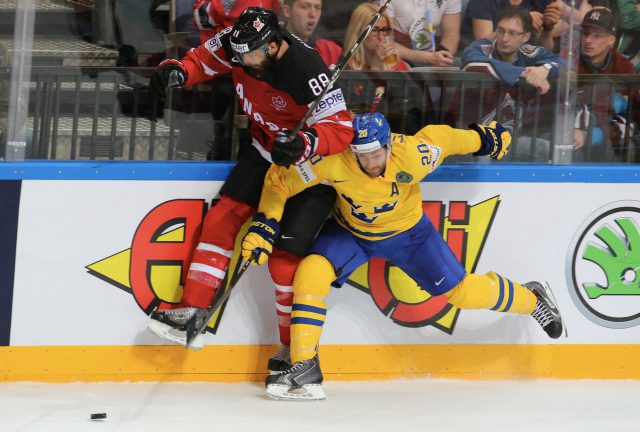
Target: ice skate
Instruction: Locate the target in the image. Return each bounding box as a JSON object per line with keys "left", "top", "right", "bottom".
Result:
{"left": 182, "top": 307, "right": 212, "bottom": 349}
{"left": 265, "top": 356, "right": 326, "bottom": 401}
{"left": 525, "top": 281, "right": 567, "bottom": 338}
{"left": 147, "top": 307, "right": 205, "bottom": 350}
{"left": 267, "top": 345, "right": 292, "bottom": 374}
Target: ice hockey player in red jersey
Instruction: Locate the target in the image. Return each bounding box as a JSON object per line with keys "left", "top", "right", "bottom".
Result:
{"left": 147, "top": 8, "right": 353, "bottom": 372}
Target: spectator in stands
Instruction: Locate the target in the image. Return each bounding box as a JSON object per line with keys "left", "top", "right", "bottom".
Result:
{"left": 374, "top": 0, "right": 458, "bottom": 66}
{"left": 447, "top": 6, "right": 560, "bottom": 160}
{"left": 461, "top": 0, "right": 564, "bottom": 51}
{"left": 193, "top": 0, "right": 282, "bottom": 44}
{"left": 574, "top": 7, "right": 639, "bottom": 159}
{"left": 537, "top": 0, "right": 614, "bottom": 51}
{"left": 283, "top": 0, "right": 342, "bottom": 68}
{"left": 462, "top": 6, "right": 560, "bottom": 93}
{"left": 342, "top": 3, "right": 428, "bottom": 134}
{"left": 344, "top": 3, "right": 409, "bottom": 71}
{"left": 315, "top": 0, "right": 377, "bottom": 47}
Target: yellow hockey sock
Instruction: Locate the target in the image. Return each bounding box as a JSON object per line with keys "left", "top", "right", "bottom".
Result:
{"left": 290, "top": 254, "right": 335, "bottom": 364}
{"left": 445, "top": 272, "right": 536, "bottom": 314}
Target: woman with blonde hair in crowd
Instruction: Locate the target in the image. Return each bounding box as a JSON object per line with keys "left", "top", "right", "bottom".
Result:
{"left": 342, "top": 2, "right": 427, "bottom": 135}
{"left": 344, "top": 2, "right": 409, "bottom": 71}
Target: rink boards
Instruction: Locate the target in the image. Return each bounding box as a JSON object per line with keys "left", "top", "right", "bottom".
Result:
{"left": 0, "top": 161, "right": 640, "bottom": 382}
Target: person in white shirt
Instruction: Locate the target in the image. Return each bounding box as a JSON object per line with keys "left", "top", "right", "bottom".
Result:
{"left": 376, "top": 0, "right": 458, "bottom": 66}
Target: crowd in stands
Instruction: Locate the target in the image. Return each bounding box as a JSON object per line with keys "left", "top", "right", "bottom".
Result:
{"left": 132, "top": 0, "right": 640, "bottom": 162}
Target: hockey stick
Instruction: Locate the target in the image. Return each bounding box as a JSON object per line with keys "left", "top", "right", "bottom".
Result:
{"left": 185, "top": 256, "right": 254, "bottom": 348}
{"left": 288, "top": 0, "right": 393, "bottom": 139}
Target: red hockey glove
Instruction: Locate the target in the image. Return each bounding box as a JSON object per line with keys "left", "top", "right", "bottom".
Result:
{"left": 272, "top": 129, "right": 318, "bottom": 166}
{"left": 241, "top": 213, "right": 281, "bottom": 265}
{"left": 146, "top": 59, "right": 188, "bottom": 121}
{"left": 149, "top": 59, "right": 187, "bottom": 98}
{"left": 469, "top": 121, "right": 511, "bottom": 160}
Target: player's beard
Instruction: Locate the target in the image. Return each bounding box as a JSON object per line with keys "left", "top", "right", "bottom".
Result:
{"left": 363, "top": 166, "right": 385, "bottom": 177}
{"left": 355, "top": 156, "right": 387, "bottom": 178}
{"left": 243, "top": 52, "right": 277, "bottom": 80}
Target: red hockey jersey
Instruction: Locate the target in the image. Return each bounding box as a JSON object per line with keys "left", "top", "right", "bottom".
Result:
{"left": 180, "top": 28, "right": 353, "bottom": 160}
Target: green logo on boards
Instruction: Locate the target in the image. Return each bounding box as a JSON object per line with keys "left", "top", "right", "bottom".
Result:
{"left": 567, "top": 202, "right": 640, "bottom": 328}
{"left": 581, "top": 217, "right": 640, "bottom": 299}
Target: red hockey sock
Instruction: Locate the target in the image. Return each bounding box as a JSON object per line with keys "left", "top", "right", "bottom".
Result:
{"left": 181, "top": 243, "right": 232, "bottom": 308}
{"left": 269, "top": 249, "right": 303, "bottom": 346}
{"left": 181, "top": 195, "right": 255, "bottom": 309}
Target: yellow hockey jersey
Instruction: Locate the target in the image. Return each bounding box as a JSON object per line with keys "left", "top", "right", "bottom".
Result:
{"left": 259, "top": 124, "right": 482, "bottom": 240}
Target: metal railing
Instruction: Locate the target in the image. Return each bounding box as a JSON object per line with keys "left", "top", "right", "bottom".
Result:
{"left": 2, "top": 66, "right": 640, "bottom": 163}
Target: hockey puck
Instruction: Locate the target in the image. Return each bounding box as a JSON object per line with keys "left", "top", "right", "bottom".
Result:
{"left": 90, "top": 413, "right": 107, "bottom": 420}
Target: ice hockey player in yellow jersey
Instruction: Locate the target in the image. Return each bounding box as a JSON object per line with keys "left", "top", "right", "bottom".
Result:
{"left": 241, "top": 113, "right": 565, "bottom": 401}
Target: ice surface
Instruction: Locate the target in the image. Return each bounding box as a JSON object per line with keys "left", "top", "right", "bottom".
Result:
{"left": 0, "top": 379, "right": 638, "bottom": 432}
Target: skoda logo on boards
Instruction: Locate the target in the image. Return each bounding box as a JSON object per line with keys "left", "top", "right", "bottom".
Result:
{"left": 566, "top": 201, "right": 640, "bottom": 328}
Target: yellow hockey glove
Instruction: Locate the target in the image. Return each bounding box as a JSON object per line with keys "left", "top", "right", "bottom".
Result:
{"left": 469, "top": 121, "right": 511, "bottom": 160}
{"left": 241, "top": 213, "right": 280, "bottom": 265}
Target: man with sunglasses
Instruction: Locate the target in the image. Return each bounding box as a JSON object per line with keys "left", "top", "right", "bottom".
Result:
{"left": 146, "top": 8, "right": 353, "bottom": 371}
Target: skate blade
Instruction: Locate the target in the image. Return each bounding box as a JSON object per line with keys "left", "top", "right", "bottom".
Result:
{"left": 148, "top": 319, "right": 187, "bottom": 345}
{"left": 185, "top": 333, "right": 204, "bottom": 351}
{"left": 266, "top": 384, "right": 326, "bottom": 401}
{"left": 148, "top": 321, "right": 205, "bottom": 350}
{"left": 541, "top": 282, "right": 568, "bottom": 338}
